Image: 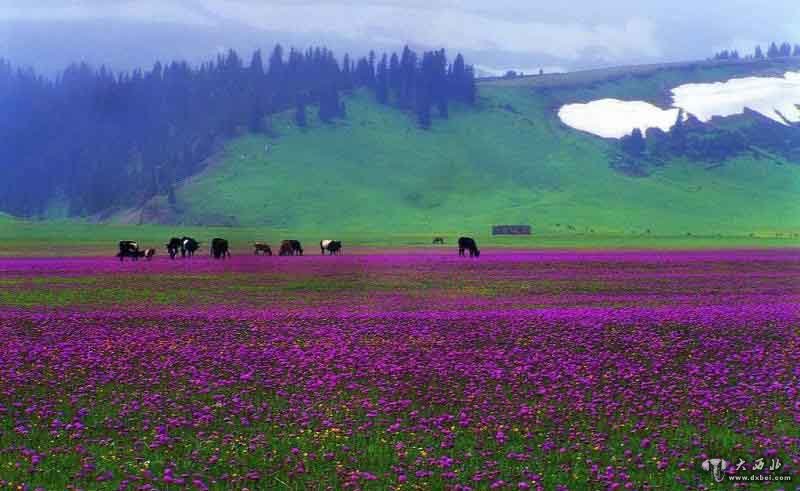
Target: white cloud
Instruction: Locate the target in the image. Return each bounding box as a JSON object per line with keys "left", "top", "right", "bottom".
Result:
{"left": 0, "top": 1, "right": 213, "bottom": 26}
{"left": 1, "top": 0, "right": 797, "bottom": 68}
{"left": 198, "top": 0, "right": 661, "bottom": 61}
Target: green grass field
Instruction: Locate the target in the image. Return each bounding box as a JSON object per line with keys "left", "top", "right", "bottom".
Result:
{"left": 1, "top": 217, "right": 797, "bottom": 257}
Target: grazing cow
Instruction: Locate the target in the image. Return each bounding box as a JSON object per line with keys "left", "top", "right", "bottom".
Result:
{"left": 320, "top": 240, "right": 342, "bottom": 255}
{"left": 254, "top": 242, "right": 273, "bottom": 255}
{"left": 166, "top": 237, "right": 182, "bottom": 259}
{"left": 458, "top": 237, "right": 480, "bottom": 258}
{"left": 279, "top": 240, "right": 303, "bottom": 256}
{"left": 279, "top": 240, "right": 293, "bottom": 256}
{"left": 210, "top": 238, "right": 231, "bottom": 259}
{"left": 117, "top": 241, "right": 140, "bottom": 261}
{"left": 143, "top": 248, "right": 156, "bottom": 260}
{"left": 181, "top": 237, "right": 199, "bottom": 258}
{"left": 432, "top": 237, "right": 445, "bottom": 244}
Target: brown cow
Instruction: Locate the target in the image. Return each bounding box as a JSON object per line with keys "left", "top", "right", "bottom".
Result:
{"left": 254, "top": 243, "right": 273, "bottom": 256}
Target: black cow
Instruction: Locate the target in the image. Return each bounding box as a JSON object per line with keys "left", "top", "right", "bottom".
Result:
{"left": 181, "top": 237, "right": 200, "bottom": 258}
{"left": 166, "top": 237, "right": 182, "bottom": 259}
{"left": 279, "top": 240, "right": 303, "bottom": 256}
{"left": 210, "top": 238, "right": 231, "bottom": 259}
{"left": 432, "top": 237, "right": 445, "bottom": 244}
{"left": 117, "top": 241, "right": 140, "bottom": 261}
{"left": 254, "top": 242, "right": 273, "bottom": 255}
{"left": 143, "top": 248, "right": 156, "bottom": 260}
{"left": 320, "top": 240, "right": 342, "bottom": 255}
{"left": 458, "top": 237, "right": 480, "bottom": 258}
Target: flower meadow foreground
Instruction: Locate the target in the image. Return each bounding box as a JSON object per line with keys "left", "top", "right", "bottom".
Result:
{"left": 0, "top": 250, "right": 798, "bottom": 490}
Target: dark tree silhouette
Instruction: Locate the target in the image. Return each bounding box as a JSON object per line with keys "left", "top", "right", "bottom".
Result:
{"left": 376, "top": 54, "right": 389, "bottom": 104}
{"left": 295, "top": 99, "right": 308, "bottom": 127}
{"left": 621, "top": 128, "right": 646, "bottom": 156}
{"left": 767, "top": 42, "right": 780, "bottom": 58}
{"left": 715, "top": 41, "right": 799, "bottom": 61}
{"left": 0, "top": 43, "right": 477, "bottom": 216}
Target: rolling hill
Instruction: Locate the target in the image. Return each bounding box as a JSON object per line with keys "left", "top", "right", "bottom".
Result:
{"left": 116, "top": 58, "right": 800, "bottom": 237}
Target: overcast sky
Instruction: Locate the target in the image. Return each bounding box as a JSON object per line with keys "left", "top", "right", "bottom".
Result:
{"left": 0, "top": 1, "right": 798, "bottom": 75}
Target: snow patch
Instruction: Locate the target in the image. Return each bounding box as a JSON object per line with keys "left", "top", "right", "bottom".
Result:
{"left": 558, "top": 99, "right": 680, "bottom": 139}
{"left": 672, "top": 72, "right": 800, "bottom": 125}
{"left": 558, "top": 71, "right": 800, "bottom": 138}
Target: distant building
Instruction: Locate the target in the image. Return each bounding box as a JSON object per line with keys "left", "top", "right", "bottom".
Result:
{"left": 492, "top": 225, "right": 531, "bottom": 235}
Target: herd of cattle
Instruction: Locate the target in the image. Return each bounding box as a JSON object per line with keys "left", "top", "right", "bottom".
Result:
{"left": 117, "top": 236, "right": 479, "bottom": 261}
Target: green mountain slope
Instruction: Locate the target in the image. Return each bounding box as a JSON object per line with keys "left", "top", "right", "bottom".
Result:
{"left": 0, "top": 212, "right": 14, "bottom": 225}
{"left": 147, "top": 62, "right": 800, "bottom": 236}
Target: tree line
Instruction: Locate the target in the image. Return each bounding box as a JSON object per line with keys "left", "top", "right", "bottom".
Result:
{"left": 620, "top": 112, "right": 747, "bottom": 164}
{"left": 713, "top": 41, "right": 800, "bottom": 60}
{"left": 331, "top": 47, "right": 476, "bottom": 128}
{"left": 0, "top": 44, "right": 476, "bottom": 217}
{"left": 619, "top": 108, "right": 800, "bottom": 173}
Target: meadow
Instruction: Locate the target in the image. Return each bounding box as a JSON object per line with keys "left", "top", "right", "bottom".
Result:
{"left": 1, "top": 245, "right": 798, "bottom": 490}
{"left": 1, "top": 216, "right": 798, "bottom": 258}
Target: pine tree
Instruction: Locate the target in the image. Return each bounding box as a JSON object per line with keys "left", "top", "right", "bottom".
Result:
{"left": 167, "top": 184, "right": 177, "bottom": 205}
{"left": 415, "top": 51, "right": 440, "bottom": 128}
{"left": 389, "top": 53, "right": 401, "bottom": 100}
{"left": 295, "top": 99, "right": 307, "bottom": 127}
{"left": 621, "top": 128, "right": 645, "bottom": 156}
{"left": 250, "top": 50, "right": 264, "bottom": 76}
{"left": 463, "top": 66, "right": 476, "bottom": 105}
{"left": 399, "top": 46, "right": 417, "bottom": 109}
{"left": 368, "top": 51, "right": 376, "bottom": 87}
{"left": 451, "top": 54, "right": 466, "bottom": 100}
{"left": 754, "top": 45, "right": 764, "bottom": 59}
{"left": 341, "top": 53, "right": 353, "bottom": 89}
{"left": 376, "top": 54, "right": 389, "bottom": 104}
{"left": 767, "top": 42, "right": 779, "bottom": 58}
{"left": 268, "top": 44, "right": 284, "bottom": 77}
{"left": 416, "top": 89, "right": 431, "bottom": 129}
{"left": 669, "top": 110, "right": 687, "bottom": 153}
{"left": 432, "top": 49, "right": 448, "bottom": 118}
{"left": 318, "top": 85, "right": 342, "bottom": 123}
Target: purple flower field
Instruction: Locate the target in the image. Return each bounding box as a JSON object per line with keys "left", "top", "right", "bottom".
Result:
{"left": 1, "top": 250, "right": 798, "bottom": 490}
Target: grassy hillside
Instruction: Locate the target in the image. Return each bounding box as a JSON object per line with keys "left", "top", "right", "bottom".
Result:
{"left": 147, "top": 62, "right": 800, "bottom": 237}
